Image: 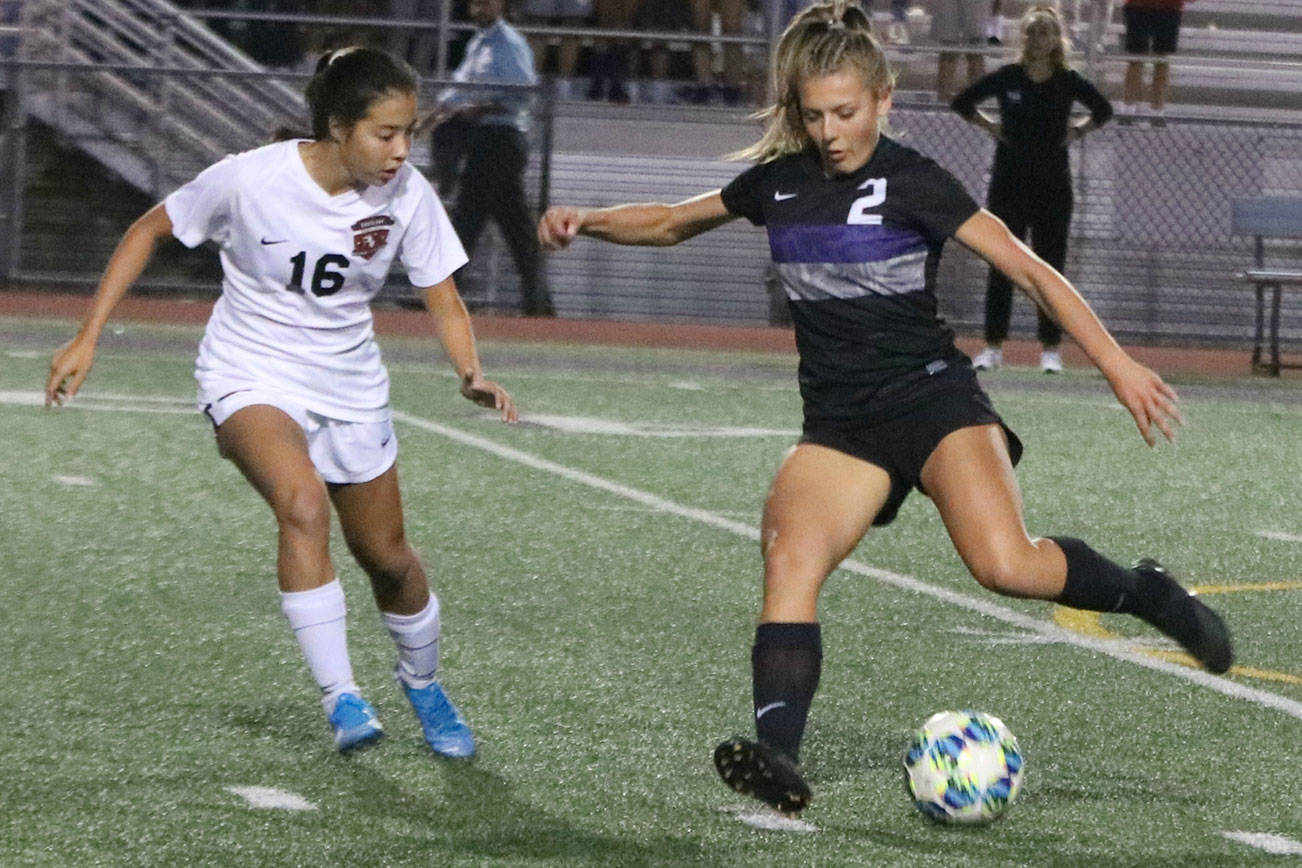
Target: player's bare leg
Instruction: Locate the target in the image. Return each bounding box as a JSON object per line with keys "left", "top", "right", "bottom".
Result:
{"left": 330, "top": 465, "right": 428, "bottom": 614}
{"left": 216, "top": 405, "right": 382, "bottom": 751}
{"left": 716, "top": 444, "right": 891, "bottom": 814}
{"left": 922, "top": 424, "right": 1232, "bottom": 673}
{"left": 217, "top": 404, "right": 334, "bottom": 593}
{"left": 331, "top": 464, "right": 474, "bottom": 758}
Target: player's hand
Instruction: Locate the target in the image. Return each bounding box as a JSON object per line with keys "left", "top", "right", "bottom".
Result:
{"left": 46, "top": 333, "right": 97, "bottom": 407}
{"left": 538, "top": 206, "right": 584, "bottom": 251}
{"left": 1104, "top": 358, "right": 1182, "bottom": 446}
{"left": 460, "top": 372, "right": 518, "bottom": 423}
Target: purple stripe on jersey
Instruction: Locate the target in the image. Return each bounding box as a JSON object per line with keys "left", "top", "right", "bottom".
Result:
{"left": 768, "top": 223, "right": 928, "bottom": 264}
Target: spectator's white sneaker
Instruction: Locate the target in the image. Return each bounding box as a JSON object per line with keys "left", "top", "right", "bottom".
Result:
{"left": 973, "top": 347, "right": 1003, "bottom": 371}
{"left": 1040, "top": 348, "right": 1063, "bottom": 373}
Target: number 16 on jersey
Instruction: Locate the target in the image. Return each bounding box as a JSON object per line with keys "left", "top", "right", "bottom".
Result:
{"left": 288, "top": 251, "right": 351, "bottom": 297}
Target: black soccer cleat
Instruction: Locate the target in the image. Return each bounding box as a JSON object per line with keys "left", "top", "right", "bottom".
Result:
{"left": 714, "top": 737, "right": 812, "bottom": 815}
{"left": 1134, "top": 559, "right": 1234, "bottom": 675}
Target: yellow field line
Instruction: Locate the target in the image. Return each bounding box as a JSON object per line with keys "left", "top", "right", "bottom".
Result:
{"left": 1052, "top": 587, "right": 1302, "bottom": 685}
{"left": 1190, "top": 581, "right": 1302, "bottom": 595}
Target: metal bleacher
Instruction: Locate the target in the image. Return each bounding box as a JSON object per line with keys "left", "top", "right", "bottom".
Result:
{"left": 1087, "top": 0, "right": 1302, "bottom": 113}
{"left": 14, "top": 0, "right": 303, "bottom": 197}
{"left": 544, "top": 152, "right": 770, "bottom": 324}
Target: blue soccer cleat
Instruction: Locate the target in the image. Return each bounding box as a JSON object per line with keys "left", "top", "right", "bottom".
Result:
{"left": 329, "top": 693, "right": 385, "bottom": 753}
{"left": 399, "top": 676, "right": 476, "bottom": 758}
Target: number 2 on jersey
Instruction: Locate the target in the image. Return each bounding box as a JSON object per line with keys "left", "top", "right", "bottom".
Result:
{"left": 847, "top": 178, "right": 886, "bottom": 226}
{"left": 288, "top": 251, "right": 350, "bottom": 296}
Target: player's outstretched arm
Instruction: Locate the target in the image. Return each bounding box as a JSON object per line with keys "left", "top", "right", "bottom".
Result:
{"left": 423, "top": 277, "right": 517, "bottom": 423}
{"left": 955, "top": 209, "right": 1182, "bottom": 446}
{"left": 538, "top": 190, "right": 736, "bottom": 250}
{"left": 46, "top": 203, "right": 174, "bottom": 407}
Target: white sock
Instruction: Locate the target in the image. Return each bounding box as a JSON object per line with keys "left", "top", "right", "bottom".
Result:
{"left": 280, "top": 580, "right": 359, "bottom": 713}
{"left": 383, "top": 594, "right": 441, "bottom": 689}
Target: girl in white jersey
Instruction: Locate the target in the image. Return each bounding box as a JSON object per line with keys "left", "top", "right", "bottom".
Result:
{"left": 539, "top": 1, "right": 1231, "bottom": 815}
{"left": 46, "top": 47, "right": 513, "bottom": 758}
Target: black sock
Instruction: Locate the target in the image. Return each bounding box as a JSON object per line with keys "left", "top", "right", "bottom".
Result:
{"left": 751, "top": 622, "right": 822, "bottom": 763}
{"left": 1051, "top": 537, "right": 1177, "bottom": 620}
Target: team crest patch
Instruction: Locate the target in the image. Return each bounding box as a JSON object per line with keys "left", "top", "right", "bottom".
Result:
{"left": 351, "top": 215, "right": 395, "bottom": 260}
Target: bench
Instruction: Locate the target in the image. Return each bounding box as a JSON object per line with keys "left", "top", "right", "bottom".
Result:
{"left": 1230, "top": 197, "right": 1302, "bottom": 376}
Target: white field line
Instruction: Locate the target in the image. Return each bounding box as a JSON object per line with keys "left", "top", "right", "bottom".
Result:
{"left": 520, "top": 413, "right": 797, "bottom": 438}
{"left": 6, "top": 390, "right": 1300, "bottom": 722}
{"left": 225, "top": 786, "right": 317, "bottom": 811}
{"left": 391, "top": 409, "right": 1302, "bottom": 724}
{"left": 0, "top": 390, "right": 193, "bottom": 413}
{"left": 1257, "top": 530, "right": 1302, "bottom": 544}
{"left": 1221, "top": 831, "right": 1302, "bottom": 855}
{"left": 719, "top": 805, "right": 818, "bottom": 833}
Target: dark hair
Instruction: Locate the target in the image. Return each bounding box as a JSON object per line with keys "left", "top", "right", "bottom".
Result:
{"left": 303, "top": 46, "right": 418, "bottom": 140}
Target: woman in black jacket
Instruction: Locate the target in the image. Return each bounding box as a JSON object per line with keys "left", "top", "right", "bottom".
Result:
{"left": 953, "top": 5, "right": 1112, "bottom": 373}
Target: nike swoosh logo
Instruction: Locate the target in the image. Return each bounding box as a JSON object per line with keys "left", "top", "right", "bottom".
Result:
{"left": 755, "top": 701, "right": 787, "bottom": 720}
{"left": 773, "top": 192, "right": 797, "bottom": 201}
{"left": 261, "top": 237, "right": 287, "bottom": 245}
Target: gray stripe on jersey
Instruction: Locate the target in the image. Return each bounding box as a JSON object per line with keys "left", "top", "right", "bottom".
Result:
{"left": 776, "top": 249, "right": 929, "bottom": 302}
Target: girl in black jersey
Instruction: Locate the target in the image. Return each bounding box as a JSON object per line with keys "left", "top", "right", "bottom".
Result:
{"left": 539, "top": 1, "right": 1230, "bottom": 816}
{"left": 953, "top": 5, "right": 1113, "bottom": 374}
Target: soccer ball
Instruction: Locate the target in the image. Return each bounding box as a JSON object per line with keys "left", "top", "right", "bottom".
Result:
{"left": 902, "top": 709, "right": 1025, "bottom": 824}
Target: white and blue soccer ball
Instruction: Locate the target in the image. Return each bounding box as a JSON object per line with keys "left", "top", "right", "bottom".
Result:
{"left": 903, "top": 709, "right": 1025, "bottom": 824}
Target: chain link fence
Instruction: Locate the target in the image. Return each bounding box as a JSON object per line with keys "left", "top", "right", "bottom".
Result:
{"left": 0, "top": 60, "right": 551, "bottom": 308}
{"left": 1, "top": 60, "right": 1300, "bottom": 352}
{"left": 892, "top": 104, "right": 1302, "bottom": 347}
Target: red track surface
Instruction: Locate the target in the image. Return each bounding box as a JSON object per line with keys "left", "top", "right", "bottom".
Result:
{"left": 2, "top": 289, "right": 1289, "bottom": 379}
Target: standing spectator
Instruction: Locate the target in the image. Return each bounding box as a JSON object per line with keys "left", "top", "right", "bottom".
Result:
{"left": 953, "top": 5, "right": 1112, "bottom": 372}
{"left": 772, "top": 0, "right": 908, "bottom": 44}
{"left": 682, "top": 0, "right": 747, "bottom": 104}
{"left": 633, "top": 0, "right": 696, "bottom": 103}
{"left": 588, "top": 0, "right": 637, "bottom": 101}
{"left": 520, "top": 0, "right": 594, "bottom": 100}
{"left": 431, "top": 0, "right": 556, "bottom": 315}
{"left": 389, "top": 0, "right": 444, "bottom": 73}
{"left": 884, "top": 0, "right": 911, "bottom": 44}
{"left": 1122, "top": 0, "right": 1189, "bottom": 121}
{"left": 931, "top": 0, "right": 987, "bottom": 102}
{"left": 986, "top": 0, "right": 1003, "bottom": 44}
{"left": 1088, "top": 0, "right": 1119, "bottom": 53}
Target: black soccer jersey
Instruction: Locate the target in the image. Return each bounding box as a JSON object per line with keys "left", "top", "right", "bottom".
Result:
{"left": 721, "top": 136, "right": 980, "bottom": 424}
{"left": 951, "top": 64, "right": 1112, "bottom": 184}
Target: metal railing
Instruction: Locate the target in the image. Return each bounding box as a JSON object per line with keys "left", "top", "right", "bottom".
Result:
{"left": 2, "top": 2, "right": 1301, "bottom": 348}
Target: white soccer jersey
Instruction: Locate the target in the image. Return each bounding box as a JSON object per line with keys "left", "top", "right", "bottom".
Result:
{"left": 166, "top": 139, "right": 467, "bottom": 422}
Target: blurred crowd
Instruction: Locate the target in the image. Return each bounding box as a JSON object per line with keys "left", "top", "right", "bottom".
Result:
{"left": 171, "top": 0, "right": 1124, "bottom": 107}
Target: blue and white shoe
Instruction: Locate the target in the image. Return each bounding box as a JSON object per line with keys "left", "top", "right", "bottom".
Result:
{"left": 399, "top": 676, "right": 476, "bottom": 758}
{"left": 328, "top": 693, "right": 384, "bottom": 753}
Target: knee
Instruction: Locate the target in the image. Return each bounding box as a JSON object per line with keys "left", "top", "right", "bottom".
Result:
{"left": 351, "top": 533, "right": 418, "bottom": 587}
{"left": 966, "top": 550, "right": 1034, "bottom": 597}
{"left": 273, "top": 482, "right": 331, "bottom": 538}
{"left": 762, "top": 534, "right": 837, "bottom": 586}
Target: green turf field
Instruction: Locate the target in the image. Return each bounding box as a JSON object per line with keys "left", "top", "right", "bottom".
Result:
{"left": 2, "top": 315, "right": 1300, "bottom": 866}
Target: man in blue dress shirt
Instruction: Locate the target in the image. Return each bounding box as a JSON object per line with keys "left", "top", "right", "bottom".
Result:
{"left": 432, "top": 0, "right": 555, "bottom": 316}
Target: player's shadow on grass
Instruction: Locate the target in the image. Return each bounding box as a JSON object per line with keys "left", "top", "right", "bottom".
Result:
{"left": 220, "top": 701, "right": 703, "bottom": 864}
{"left": 807, "top": 726, "right": 902, "bottom": 784}
{"left": 353, "top": 759, "right": 705, "bottom": 866}
{"left": 221, "top": 697, "right": 326, "bottom": 751}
